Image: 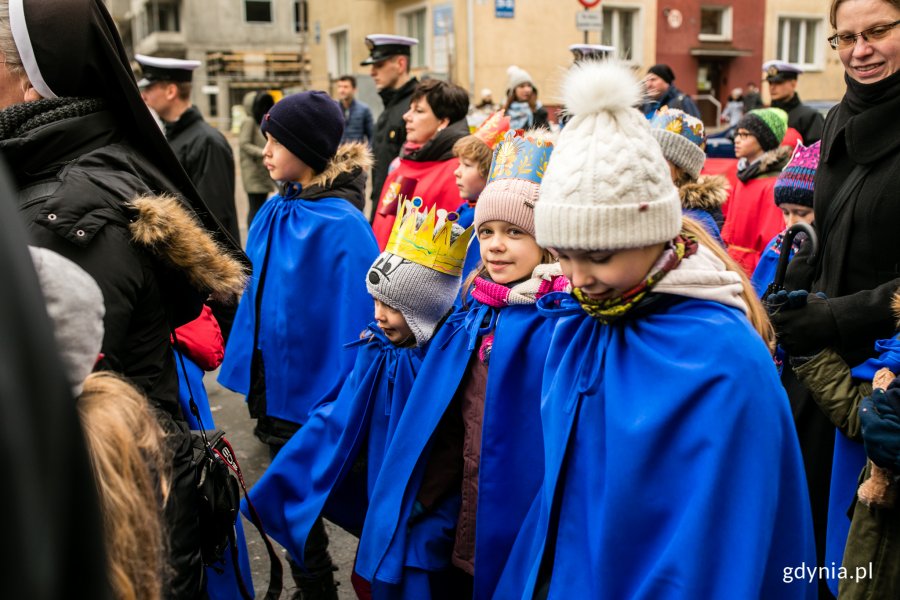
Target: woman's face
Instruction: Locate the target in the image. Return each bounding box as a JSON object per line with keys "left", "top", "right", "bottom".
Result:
{"left": 835, "top": 0, "right": 900, "bottom": 84}
{"left": 514, "top": 82, "right": 533, "bottom": 102}
{"left": 403, "top": 96, "right": 450, "bottom": 145}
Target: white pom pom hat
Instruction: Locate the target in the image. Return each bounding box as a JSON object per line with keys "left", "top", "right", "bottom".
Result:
{"left": 535, "top": 61, "right": 682, "bottom": 251}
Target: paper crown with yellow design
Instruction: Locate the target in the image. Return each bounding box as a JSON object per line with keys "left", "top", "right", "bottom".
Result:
{"left": 384, "top": 198, "right": 473, "bottom": 276}
{"left": 487, "top": 129, "right": 554, "bottom": 185}
{"left": 473, "top": 110, "right": 511, "bottom": 149}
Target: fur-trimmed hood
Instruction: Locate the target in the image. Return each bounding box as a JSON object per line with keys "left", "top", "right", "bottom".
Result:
{"left": 298, "top": 142, "right": 373, "bottom": 210}
{"left": 128, "top": 195, "right": 247, "bottom": 302}
{"left": 737, "top": 145, "right": 793, "bottom": 182}
{"left": 679, "top": 175, "right": 729, "bottom": 212}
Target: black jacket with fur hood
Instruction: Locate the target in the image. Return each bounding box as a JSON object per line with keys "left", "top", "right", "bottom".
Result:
{"left": 0, "top": 103, "right": 245, "bottom": 412}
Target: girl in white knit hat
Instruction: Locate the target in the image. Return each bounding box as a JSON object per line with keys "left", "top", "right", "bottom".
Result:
{"left": 355, "top": 129, "right": 569, "bottom": 600}
{"left": 494, "top": 61, "right": 817, "bottom": 600}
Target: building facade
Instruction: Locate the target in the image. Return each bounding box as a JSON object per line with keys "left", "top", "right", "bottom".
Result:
{"left": 124, "top": 0, "right": 312, "bottom": 128}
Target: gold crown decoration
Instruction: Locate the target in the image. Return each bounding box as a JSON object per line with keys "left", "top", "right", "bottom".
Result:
{"left": 384, "top": 198, "right": 474, "bottom": 276}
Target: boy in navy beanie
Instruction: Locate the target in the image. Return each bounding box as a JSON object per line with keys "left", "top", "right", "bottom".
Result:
{"left": 219, "top": 89, "right": 379, "bottom": 598}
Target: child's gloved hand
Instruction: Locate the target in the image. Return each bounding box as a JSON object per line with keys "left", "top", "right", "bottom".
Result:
{"left": 860, "top": 386, "right": 900, "bottom": 471}
{"left": 769, "top": 292, "right": 836, "bottom": 356}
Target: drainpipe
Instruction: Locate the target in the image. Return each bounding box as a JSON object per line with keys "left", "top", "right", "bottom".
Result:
{"left": 467, "top": 0, "right": 475, "bottom": 96}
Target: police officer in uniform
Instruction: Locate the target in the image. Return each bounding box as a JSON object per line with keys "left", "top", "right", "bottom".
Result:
{"left": 136, "top": 55, "right": 240, "bottom": 245}
{"left": 360, "top": 34, "right": 419, "bottom": 221}
{"left": 763, "top": 59, "right": 825, "bottom": 145}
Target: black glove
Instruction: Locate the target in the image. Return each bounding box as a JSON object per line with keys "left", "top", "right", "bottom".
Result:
{"left": 769, "top": 292, "right": 837, "bottom": 356}
{"left": 860, "top": 386, "right": 900, "bottom": 471}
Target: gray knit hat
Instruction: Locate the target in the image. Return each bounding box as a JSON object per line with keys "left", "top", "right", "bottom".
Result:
{"left": 648, "top": 108, "right": 707, "bottom": 180}
{"left": 536, "top": 61, "right": 681, "bottom": 251}
{"left": 29, "top": 247, "right": 105, "bottom": 397}
{"left": 366, "top": 213, "right": 468, "bottom": 345}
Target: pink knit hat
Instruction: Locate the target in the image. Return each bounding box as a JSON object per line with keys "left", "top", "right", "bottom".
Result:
{"left": 474, "top": 129, "right": 554, "bottom": 236}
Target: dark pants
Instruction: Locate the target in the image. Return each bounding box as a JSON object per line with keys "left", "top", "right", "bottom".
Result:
{"left": 247, "top": 193, "right": 268, "bottom": 229}
{"left": 268, "top": 442, "right": 337, "bottom": 585}
{"left": 157, "top": 410, "right": 207, "bottom": 600}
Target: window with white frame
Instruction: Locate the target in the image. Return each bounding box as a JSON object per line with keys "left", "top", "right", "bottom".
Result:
{"left": 245, "top": 0, "right": 272, "bottom": 23}
{"left": 294, "top": 1, "right": 308, "bottom": 33}
{"left": 602, "top": 6, "right": 640, "bottom": 62}
{"left": 699, "top": 5, "right": 732, "bottom": 42}
{"left": 777, "top": 16, "right": 824, "bottom": 69}
{"left": 399, "top": 6, "right": 427, "bottom": 68}
{"left": 328, "top": 29, "right": 350, "bottom": 79}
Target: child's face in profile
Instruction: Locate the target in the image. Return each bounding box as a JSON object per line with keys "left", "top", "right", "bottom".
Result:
{"left": 551, "top": 244, "right": 666, "bottom": 302}
{"left": 478, "top": 220, "right": 543, "bottom": 285}
{"left": 454, "top": 158, "right": 486, "bottom": 201}
{"left": 780, "top": 202, "right": 814, "bottom": 228}
{"left": 262, "top": 132, "right": 311, "bottom": 182}
{"left": 374, "top": 299, "right": 414, "bottom": 345}
{"left": 733, "top": 128, "right": 763, "bottom": 161}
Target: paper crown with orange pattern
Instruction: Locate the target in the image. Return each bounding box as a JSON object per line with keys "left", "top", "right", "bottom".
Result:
{"left": 472, "top": 110, "right": 511, "bottom": 149}
{"left": 487, "top": 129, "right": 555, "bottom": 185}
{"left": 384, "top": 198, "right": 474, "bottom": 276}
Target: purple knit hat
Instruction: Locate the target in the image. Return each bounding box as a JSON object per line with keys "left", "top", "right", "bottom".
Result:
{"left": 774, "top": 141, "right": 820, "bottom": 207}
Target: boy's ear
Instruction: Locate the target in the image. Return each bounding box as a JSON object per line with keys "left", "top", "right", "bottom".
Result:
{"left": 164, "top": 82, "right": 179, "bottom": 101}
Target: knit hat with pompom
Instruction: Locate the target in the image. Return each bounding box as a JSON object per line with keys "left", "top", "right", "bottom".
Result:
{"left": 535, "top": 61, "right": 681, "bottom": 251}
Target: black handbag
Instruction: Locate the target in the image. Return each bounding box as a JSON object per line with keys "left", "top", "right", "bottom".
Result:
{"left": 172, "top": 330, "right": 283, "bottom": 600}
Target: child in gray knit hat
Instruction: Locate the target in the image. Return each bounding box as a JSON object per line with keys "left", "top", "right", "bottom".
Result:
{"left": 243, "top": 200, "right": 471, "bottom": 600}
{"left": 492, "top": 60, "right": 814, "bottom": 599}
{"left": 648, "top": 107, "right": 728, "bottom": 244}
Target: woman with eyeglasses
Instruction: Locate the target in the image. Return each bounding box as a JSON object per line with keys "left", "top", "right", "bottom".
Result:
{"left": 770, "top": 2, "right": 900, "bottom": 599}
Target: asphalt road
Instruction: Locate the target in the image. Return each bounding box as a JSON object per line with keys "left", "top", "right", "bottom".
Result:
{"left": 207, "top": 371, "right": 358, "bottom": 599}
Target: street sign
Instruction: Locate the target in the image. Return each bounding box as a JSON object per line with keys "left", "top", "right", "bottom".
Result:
{"left": 576, "top": 10, "right": 603, "bottom": 32}
{"left": 495, "top": 0, "right": 514, "bottom": 19}
{"left": 578, "top": 0, "right": 602, "bottom": 7}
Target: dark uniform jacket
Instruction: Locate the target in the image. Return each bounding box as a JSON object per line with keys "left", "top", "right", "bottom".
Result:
{"left": 370, "top": 77, "right": 418, "bottom": 213}
{"left": 166, "top": 106, "right": 240, "bottom": 243}
{"left": 773, "top": 94, "right": 825, "bottom": 145}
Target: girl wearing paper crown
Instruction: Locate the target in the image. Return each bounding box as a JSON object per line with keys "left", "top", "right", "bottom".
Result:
{"left": 354, "top": 129, "right": 568, "bottom": 600}
{"left": 493, "top": 61, "right": 816, "bottom": 600}
{"left": 242, "top": 200, "right": 470, "bottom": 597}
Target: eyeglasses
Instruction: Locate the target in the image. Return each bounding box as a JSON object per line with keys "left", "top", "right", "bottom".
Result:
{"left": 828, "top": 19, "right": 900, "bottom": 50}
{"left": 733, "top": 131, "right": 754, "bottom": 139}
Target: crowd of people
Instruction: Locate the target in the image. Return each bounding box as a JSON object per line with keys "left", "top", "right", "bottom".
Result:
{"left": 4, "top": 0, "right": 900, "bottom": 599}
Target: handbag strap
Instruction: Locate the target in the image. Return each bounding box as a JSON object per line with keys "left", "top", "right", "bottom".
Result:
{"left": 170, "top": 325, "right": 284, "bottom": 600}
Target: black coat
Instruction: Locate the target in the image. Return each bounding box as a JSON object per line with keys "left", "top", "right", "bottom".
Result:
{"left": 786, "top": 85, "right": 900, "bottom": 366}
{"left": 773, "top": 94, "right": 825, "bottom": 145}
{"left": 2, "top": 109, "right": 196, "bottom": 411}
{"left": 166, "top": 106, "right": 239, "bottom": 243}
{"left": 370, "top": 77, "right": 418, "bottom": 211}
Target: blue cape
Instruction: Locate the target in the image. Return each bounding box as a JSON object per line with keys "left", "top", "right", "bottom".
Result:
{"left": 241, "top": 325, "right": 426, "bottom": 565}
{"left": 355, "top": 298, "right": 555, "bottom": 600}
{"left": 495, "top": 293, "right": 816, "bottom": 600}
{"left": 174, "top": 351, "right": 254, "bottom": 599}
{"left": 218, "top": 194, "right": 378, "bottom": 424}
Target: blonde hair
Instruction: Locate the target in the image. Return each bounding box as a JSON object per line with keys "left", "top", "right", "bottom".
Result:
{"left": 77, "top": 372, "right": 172, "bottom": 600}
{"left": 681, "top": 216, "right": 775, "bottom": 351}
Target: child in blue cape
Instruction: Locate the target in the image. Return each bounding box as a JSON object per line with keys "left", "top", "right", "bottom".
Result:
{"left": 218, "top": 90, "right": 378, "bottom": 596}
{"left": 494, "top": 61, "right": 816, "bottom": 600}
{"left": 751, "top": 141, "right": 820, "bottom": 297}
{"left": 240, "top": 199, "right": 471, "bottom": 598}
{"left": 355, "top": 129, "right": 568, "bottom": 600}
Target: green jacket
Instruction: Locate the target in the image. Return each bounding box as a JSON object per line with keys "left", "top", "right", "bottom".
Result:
{"left": 794, "top": 350, "right": 900, "bottom": 600}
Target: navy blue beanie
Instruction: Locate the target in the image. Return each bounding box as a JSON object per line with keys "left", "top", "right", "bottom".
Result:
{"left": 260, "top": 91, "right": 345, "bottom": 173}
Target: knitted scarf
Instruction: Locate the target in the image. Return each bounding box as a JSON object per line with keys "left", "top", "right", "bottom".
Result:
{"left": 506, "top": 101, "right": 537, "bottom": 130}
{"left": 470, "top": 263, "right": 568, "bottom": 362}
{"left": 0, "top": 97, "right": 105, "bottom": 140}
{"left": 574, "top": 234, "right": 698, "bottom": 323}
